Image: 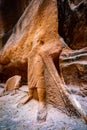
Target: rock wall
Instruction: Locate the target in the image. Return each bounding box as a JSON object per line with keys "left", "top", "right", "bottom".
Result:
{"left": 0, "top": 0, "right": 30, "bottom": 47}
{"left": 0, "top": 0, "right": 87, "bottom": 89}
{"left": 0, "top": 0, "right": 59, "bottom": 82}
{"left": 0, "top": 0, "right": 87, "bottom": 50}
{"left": 58, "top": 0, "right": 87, "bottom": 49}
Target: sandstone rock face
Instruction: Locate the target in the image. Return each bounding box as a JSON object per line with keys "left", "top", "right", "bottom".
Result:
{"left": 0, "top": 0, "right": 30, "bottom": 47}
{"left": 0, "top": 0, "right": 59, "bottom": 82}
{"left": 5, "top": 75, "right": 21, "bottom": 92}
{"left": 74, "top": 0, "right": 83, "bottom": 5}
{"left": 60, "top": 46, "right": 87, "bottom": 90}
{"left": 58, "top": 0, "right": 87, "bottom": 49}
{"left": 57, "top": 0, "right": 87, "bottom": 91}
{"left": 0, "top": 0, "right": 87, "bottom": 122}
{"left": 0, "top": 0, "right": 87, "bottom": 90}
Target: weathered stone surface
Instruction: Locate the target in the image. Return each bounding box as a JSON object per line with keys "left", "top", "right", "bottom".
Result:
{"left": 60, "top": 47, "right": 87, "bottom": 89}
{"left": 0, "top": 0, "right": 59, "bottom": 82}
{"left": 0, "top": 75, "right": 21, "bottom": 96}
{"left": 1, "top": 0, "right": 87, "bottom": 49}
{"left": 0, "top": 0, "right": 87, "bottom": 122}
{"left": 5, "top": 75, "right": 21, "bottom": 92}
{"left": 74, "top": 0, "right": 83, "bottom": 5}
{"left": 58, "top": 0, "right": 87, "bottom": 49}
{"left": 0, "top": 0, "right": 30, "bottom": 47}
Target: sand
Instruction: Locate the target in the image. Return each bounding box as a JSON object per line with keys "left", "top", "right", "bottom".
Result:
{"left": 0, "top": 85, "right": 87, "bottom": 130}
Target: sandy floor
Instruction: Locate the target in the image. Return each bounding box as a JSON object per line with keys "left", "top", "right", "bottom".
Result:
{"left": 0, "top": 85, "right": 87, "bottom": 130}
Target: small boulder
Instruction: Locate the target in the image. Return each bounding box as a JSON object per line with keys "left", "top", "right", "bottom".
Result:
{"left": 4, "top": 75, "right": 21, "bottom": 92}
